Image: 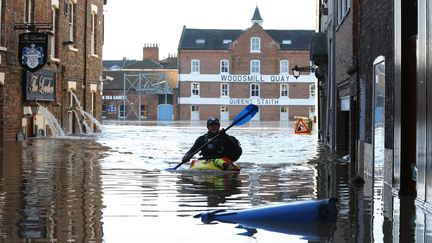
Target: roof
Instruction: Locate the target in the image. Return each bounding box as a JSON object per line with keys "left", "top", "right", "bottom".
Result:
{"left": 251, "top": 6, "right": 263, "bottom": 22}
{"left": 103, "top": 70, "right": 178, "bottom": 91}
{"left": 178, "top": 27, "right": 315, "bottom": 51}
{"left": 103, "top": 57, "right": 177, "bottom": 70}
{"left": 179, "top": 28, "right": 244, "bottom": 50}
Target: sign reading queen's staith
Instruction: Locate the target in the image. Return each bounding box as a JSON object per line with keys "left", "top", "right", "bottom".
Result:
{"left": 18, "top": 32, "right": 48, "bottom": 73}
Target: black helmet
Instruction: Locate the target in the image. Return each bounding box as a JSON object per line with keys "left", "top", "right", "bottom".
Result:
{"left": 207, "top": 116, "right": 220, "bottom": 126}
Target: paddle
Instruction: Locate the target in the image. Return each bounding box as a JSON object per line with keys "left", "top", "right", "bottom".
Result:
{"left": 167, "top": 104, "right": 259, "bottom": 170}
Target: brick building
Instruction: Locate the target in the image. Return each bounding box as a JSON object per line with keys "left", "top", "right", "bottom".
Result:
{"left": 102, "top": 44, "right": 178, "bottom": 121}
{"left": 0, "top": 0, "right": 106, "bottom": 142}
{"left": 177, "top": 7, "right": 316, "bottom": 122}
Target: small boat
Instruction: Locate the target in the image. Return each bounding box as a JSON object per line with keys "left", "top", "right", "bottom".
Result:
{"left": 189, "top": 158, "right": 240, "bottom": 172}
{"left": 195, "top": 198, "right": 337, "bottom": 238}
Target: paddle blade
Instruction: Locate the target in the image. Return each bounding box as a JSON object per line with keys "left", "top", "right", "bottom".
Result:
{"left": 232, "top": 104, "right": 259, "bottom": 126}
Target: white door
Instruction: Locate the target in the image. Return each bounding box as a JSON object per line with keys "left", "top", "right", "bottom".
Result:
{"left": 280, "top": 106, "right": 289, "bottom": 121}
{"left": 220, "top": 105, "right": 229, "bottom": 121}
{"left": 191, "top": 105, "right": 200, "bottom": 120}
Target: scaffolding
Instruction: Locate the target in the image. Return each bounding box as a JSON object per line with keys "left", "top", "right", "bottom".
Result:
{"left": 123, "top": 73, "right": 173, "bottom": 120}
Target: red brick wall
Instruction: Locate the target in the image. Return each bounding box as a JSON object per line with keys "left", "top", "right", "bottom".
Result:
{"left": 0, "top": 0, "right": 105, "bottom": 141}
{"left": 178, "top": 24, "right": 314, "bottom": 121}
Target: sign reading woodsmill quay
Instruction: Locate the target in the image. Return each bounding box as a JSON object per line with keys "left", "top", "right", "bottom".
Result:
{"left": 18, "top": 32, "right": 48, "bottom": 72}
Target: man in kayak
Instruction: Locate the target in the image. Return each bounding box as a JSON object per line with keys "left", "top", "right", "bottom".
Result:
{"left": 181, "top": 116, "right": 242, "bottom": 170}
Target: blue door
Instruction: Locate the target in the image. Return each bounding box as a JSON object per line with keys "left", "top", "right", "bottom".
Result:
{"left": 158, "top": 104, "right": 173, "bottom": 121}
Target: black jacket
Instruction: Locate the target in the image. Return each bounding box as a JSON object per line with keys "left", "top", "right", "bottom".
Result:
{"left": 185, "top": 132, "right": 242, "bottom": 161}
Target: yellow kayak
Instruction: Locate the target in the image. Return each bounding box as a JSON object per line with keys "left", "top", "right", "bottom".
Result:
{"left": 189, "top": 158, "right": 240, "bottom": 172}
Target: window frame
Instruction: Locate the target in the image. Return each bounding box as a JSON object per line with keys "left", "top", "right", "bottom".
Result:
{"left": 191, "top": 59, "right": 200, "bottom": 73}
{"left": 67, "top": 0, "right": 75, "bottom": 44}
{"left": 24, "top": 0, "right": 33, "bottom": 23}
{"left": 220, "top": 59, "right": 229, "bottom": 73}
{"left": 90, "top": 6, "right": 97, "bottom": 55}
{"left": 250, "top": 83, "right": 260, "bottom": 97}
{"left": 250, "top": 37, "right": 261, "bottom": 53}
{"left": 280, "top": 60, "right": 289, "bottom": 74}
{"left": 250, "top": 59, "right": 260, "bottom": 74}
{"left": 50, "top": 3, "right": 59, "bottom": 60}
{"left": 191, "top": 82, "right": 200, "bottom": 96}
{"left": 309, "top": 84, "right": 316, "bottom": 97}
{"left": 220, "top": 83, "right": 229, "bottom": 97}
{"left": 280, "top": 83, "right": 289, "bottom": 97}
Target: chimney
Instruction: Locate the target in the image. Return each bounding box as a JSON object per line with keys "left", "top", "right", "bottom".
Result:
{"left": 143, "top": 43, "right": 159, "bottom": 61}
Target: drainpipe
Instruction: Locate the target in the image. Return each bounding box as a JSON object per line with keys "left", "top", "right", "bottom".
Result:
{"left": 331, "top": 0, "right": 337, "bottom": 152}
{"left": 83, "top": 0, "right": 88, "bottom": 111}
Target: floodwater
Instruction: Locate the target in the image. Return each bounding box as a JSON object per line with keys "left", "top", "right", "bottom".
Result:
{"left": 0, "top": 121, "right": 430, "bottom": 242}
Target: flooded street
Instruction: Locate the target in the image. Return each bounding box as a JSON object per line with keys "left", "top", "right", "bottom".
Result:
{"left": 0, "top": 121, "right": 429, "bottom": 242}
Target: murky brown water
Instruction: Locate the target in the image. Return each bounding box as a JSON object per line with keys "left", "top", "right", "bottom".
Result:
{"left": 0, "top": 121, "right": 430, "bottom": 242}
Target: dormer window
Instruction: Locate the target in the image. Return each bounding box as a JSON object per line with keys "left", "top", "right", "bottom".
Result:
{"left": 223, "top": 39, "right": 232, "bottom": 44}
{"left": 195, "top": 39, "right": 205, "bottom": 44}
{"left": 282, "top": 40, "right": 292, "bottom": 45}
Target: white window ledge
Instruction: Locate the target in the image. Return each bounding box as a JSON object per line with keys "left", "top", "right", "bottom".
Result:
{"left": 49, "top": 57, "right": 61, "bottom": 63}
{"left": 68, "top": 46, "right": 79, "bottom": 52}
{"left": 0, "top": 46, "right": 7, "bottom": 52}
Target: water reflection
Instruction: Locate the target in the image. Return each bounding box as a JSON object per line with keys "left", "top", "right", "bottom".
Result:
{"left": 0, "top": 139, "right": 104, "bottom": 242}
{"left": 0, "top": 122, "right": 432, "bottom": 242}
{"left": 177, "top": 172, "right": 242, "bottom": 207}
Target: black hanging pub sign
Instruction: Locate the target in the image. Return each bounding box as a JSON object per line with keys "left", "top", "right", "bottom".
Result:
{"left": 18, "top": 32, "right": 48, "bottom": 72}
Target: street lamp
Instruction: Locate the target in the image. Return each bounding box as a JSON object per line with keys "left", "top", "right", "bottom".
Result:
{"left": 292, "top": 65, "right": 318, "bottom": 79}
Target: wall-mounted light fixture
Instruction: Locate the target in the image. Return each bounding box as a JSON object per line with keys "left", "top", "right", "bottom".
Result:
{"left": 292, "top": 65, "right": 318, "bottom": 79}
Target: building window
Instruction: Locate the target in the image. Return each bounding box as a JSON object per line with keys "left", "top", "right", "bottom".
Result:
{"left": 66, "top": 0, "right": 75, "bottom": 44}
{"left": 250, "top": 83, "right": 260, "bottom": 97}
{"left": 191, "top": 82, "right": 200, "bottom": 96}
{"left": 24, "top": 0, "right": 33, "bottom": 23}
{"left": 50, "top": 4, "right": 59, "bottom": 59}
{"left": 280, "top": 84, "right": 289, "bottom": 97}
{"left": 220, "top": 105, "right": 228, "bottom": 112}
{"left": 220, "top": 60, "right": 229, "bottom": 73}
{"left": 280, "top": 60, "right": 289, "bottom": 74}
{"left": 221, "top": 83, "right": 229, "bottom": 97}
{"left": 195, "top": 39, "right": 205, "bottom": 44}
{"left": 191, "top": 59, "right": 200, "bottom": 73}
{"left": 250, "top": 37, "right": 261, "bottom": 52}
{"left": 310, "top": 84, "right": 316, "bottom": 97}
{"left": 90, "top": 5, "right": 98, "bottom": 55}
{"left": 250, "top": 60, "right": 260, "bottom": 74}
{"left": 281, "top": 106, "right": 288, "bottom": 113}
{"left": 337, "top": 0, "right": 351, "bottom": 25}
{"left": 191, "top": 105, "right": 199, "bottom": 112}
{"left": 119, "top": 104, "right": 126, "bottom": 118}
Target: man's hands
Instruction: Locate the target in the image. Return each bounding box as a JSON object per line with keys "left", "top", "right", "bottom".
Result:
{"left": 182, "top": 153, "right": 191, "bottom": 163}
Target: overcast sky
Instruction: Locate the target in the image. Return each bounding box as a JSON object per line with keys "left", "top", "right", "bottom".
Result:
{"left": 102, "top": 0, "right": 317, "bottom": 60}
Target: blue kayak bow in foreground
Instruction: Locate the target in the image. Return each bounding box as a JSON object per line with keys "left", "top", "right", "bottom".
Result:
{"left": 167, "top": 104, "right": 259, "bottom": 171}
{"left": 195, "top": 198, "right": 337, "bottom": 239}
